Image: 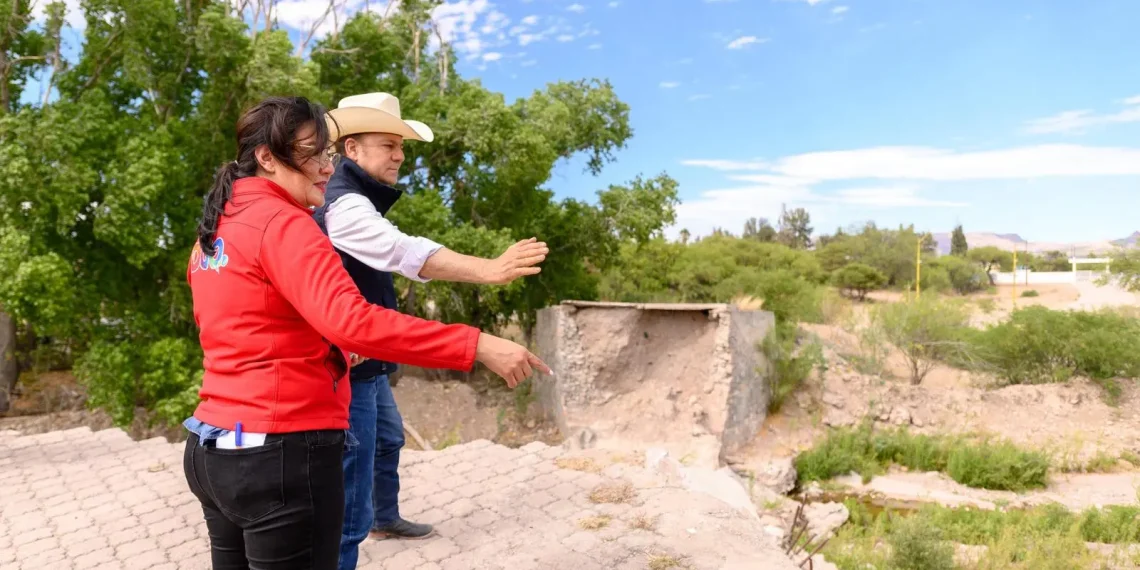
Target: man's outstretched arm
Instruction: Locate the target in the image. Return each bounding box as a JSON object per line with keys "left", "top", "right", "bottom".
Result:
{"left": 324, "top": 194, "right": 548, "bottom": 285}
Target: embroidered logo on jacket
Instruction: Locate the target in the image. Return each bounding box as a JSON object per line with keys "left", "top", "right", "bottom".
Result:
{"left": 190, "top": 238, "right": 230, "bottom": 274}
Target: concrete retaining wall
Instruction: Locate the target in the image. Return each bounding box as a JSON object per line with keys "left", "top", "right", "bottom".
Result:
{"left": 534, "top": 301, "right": 775, "bottom": 466}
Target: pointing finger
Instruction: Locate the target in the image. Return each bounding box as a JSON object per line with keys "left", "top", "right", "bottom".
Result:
{"left": 528, "top": 352, "right": 551, "bottom": 374}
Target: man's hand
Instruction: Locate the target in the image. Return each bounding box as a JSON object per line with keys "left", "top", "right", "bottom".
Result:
{"left": 474, "top": 332, "right": 551, "bottom": 388}
{"left": 481, "top": 238, "right": 548, "bottom": 285}
{"left": 348, "top": 353, "right": 366, "bottom": 367}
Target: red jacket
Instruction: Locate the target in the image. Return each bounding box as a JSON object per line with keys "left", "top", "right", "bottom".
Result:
{"left": 187, "top": 177, "right": 479, "bottom": 433}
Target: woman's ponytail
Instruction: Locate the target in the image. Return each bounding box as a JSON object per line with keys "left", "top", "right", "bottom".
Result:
{"left": 198, "top": 160, "right": 249, "bottom": 256}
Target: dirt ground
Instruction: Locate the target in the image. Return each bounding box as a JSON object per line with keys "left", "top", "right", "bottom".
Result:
{"left": 740, "top": 321, "right": 1140, "bottom": 464}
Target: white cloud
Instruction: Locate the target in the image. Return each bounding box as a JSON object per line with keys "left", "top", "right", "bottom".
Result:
{"left": 521, "top": 59, "right": 538, "bottom": 67}
{"left": 567, "top": 3, "right": 586, "bottom": 12}
{"left": 770, "top": 145, "right": 1140, "bottom": 181}
{"left": 557, "top": 34, "right": 575, "bottom": 42}
{"left": 521, "top": 15, "right": 540, "bottom": 25}
{"left": 608, "top": 1, "right": 620, "bottom": 6}
{"left": 1024, "top": 95, "right": 1140, "bottom": 134}
{"left": 681, "top": 158, "right": 769, "bottom": 171}
{"left": 831, "top": 5, "right": 849, "bottom": 15}
{"left": 727, "top": 35, "right": 767, "bottom": 49}
{"left": 429, "top": 0, "right": 493, "bottom": 59}
{"left": 588, "top": 43, "right": 603, "bottom": 49}
{"left": 482, "top": 52, "right": 503, "bottom": 61}
{"left": 660, "top": 81, "right": 680, "bottom": 89}
{"left": 834, "top": 188, "right": 966, "bottom": 208}
{"left": 675, "top": 143, "right": 1140, "bottom": 238}
{"left": 689, "top": 94, "right": 712, "bottom": 101}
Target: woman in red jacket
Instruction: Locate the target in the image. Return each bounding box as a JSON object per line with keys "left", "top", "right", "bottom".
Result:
{"left": 183, "top": 96, "right": 548, "bottom": 570}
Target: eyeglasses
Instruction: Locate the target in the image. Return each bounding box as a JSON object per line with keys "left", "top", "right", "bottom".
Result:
{"left": 296, "top": 144, "right": 337, "bottom": 167}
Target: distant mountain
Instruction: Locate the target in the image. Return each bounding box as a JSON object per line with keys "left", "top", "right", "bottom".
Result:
{"left": 931, "top": 231, "right": 1139, "bottom": 257}
{"left": 1113, "top": 231, "right": 1140, "bottom": 247}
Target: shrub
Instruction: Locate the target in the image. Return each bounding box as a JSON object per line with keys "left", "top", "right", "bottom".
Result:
{"left": 795, "top": 425, "right": 1050, "bottom": 491}
{"left": 76, "top": 337, "right": 202, "bottom": 427}
{"left": 887, "top": 516, "right": 955, "bottom": 570}
{"left": 870, "top": 297, "right": 974, "bottom": 385}
{"left": 969, "top": 306, "right": 1140, "bottom": 401}
{"left": 762, "top": 323, "right": 825, "bottom": 413}
{"left": 826, "top": 503, "right": 1140, "bottom": 570}
{"left": 946, "top": 440, "right": 1050, "bottom": 492}
{"left": 1020, "top": 289, "right": 1040, "bottom": 297}
{"left": 833, "top": 263, "right": 888, "bottom": 301}
{"left": 928, "top": 254, "right": 990, "bottom": 295}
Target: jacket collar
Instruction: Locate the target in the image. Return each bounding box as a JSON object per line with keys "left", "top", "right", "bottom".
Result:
{"left": 231, "top": 176, "right": 312, "bottom": 213}
{"left": 329, "top": 157, "right": 403, "bottom": 216}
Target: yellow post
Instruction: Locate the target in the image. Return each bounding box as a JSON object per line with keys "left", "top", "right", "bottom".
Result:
{"left": 1011, "top": 246, "right": 1018, "bottom": 307}
{"left": 915, "top": 238, "right": 922, "bottom": 300}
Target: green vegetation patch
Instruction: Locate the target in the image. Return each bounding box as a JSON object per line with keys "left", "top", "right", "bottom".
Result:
{"left": 795, "top": 424, "right": 1050, "bottom": 492}
{"left": 824, "top": 499, "right": 1140, "bottom": 570}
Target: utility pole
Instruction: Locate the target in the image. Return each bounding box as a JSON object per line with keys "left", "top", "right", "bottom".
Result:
{"left": 915, "top": 239, "right": 922, "bottom": 300}
{"left": 1011, "top": 246, "right": 1018, "bottom": 308}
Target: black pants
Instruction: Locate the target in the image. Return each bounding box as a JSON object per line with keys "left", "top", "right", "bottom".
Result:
{"left": 183, "top": 430, "right": 346, "bottom": 570}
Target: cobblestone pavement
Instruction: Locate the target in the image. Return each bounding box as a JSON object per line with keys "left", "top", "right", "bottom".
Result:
{"left": 0, "top": 427, "right": 796, "bottom": 570}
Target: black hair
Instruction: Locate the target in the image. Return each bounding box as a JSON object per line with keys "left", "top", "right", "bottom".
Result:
{"left": 197, "top": 96, "right": 333, "bottom": 255}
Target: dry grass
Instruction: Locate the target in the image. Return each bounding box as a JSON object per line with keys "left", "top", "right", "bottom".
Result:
{"left": 647, "top": 554, "right": 684, "bottom": 569}
{"left": 555, "top": 456, "right": 602, "bottom": 473}
{"left": 628, "top": 512, "right": 658, "bottom": 531}
{"left": 732, "top": 294, "right": 765, "bottom": 311}
{"left": 589, "top": 481, "right": 636, "bottom": 504}
{"left": 577, "top": 515, "right": 612, "bottom": 530}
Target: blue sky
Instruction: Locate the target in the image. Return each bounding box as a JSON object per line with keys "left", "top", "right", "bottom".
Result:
{"left": 33, "top": 0, "right": 1140, "bottom": 244}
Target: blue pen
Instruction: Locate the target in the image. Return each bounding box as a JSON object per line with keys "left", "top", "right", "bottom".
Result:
{"left": 235, "top": 422, "right": 243, "bottom": 448}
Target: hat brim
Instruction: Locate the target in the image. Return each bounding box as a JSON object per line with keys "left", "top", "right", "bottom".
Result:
{"left": 326, "top": 107, "right": 434, "bottom": 143}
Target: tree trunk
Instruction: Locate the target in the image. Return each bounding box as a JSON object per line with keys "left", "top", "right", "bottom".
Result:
{"left": 0, "top": 311, "right": 18, "bottom": 414}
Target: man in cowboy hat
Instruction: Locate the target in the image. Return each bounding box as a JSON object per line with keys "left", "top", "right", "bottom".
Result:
{"left": 312, "top": 92, "right": 548, "bottom": 570}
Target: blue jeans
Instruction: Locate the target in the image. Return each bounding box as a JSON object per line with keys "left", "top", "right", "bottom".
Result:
{"left": 338, "top": 375, "right": 405, "bottom": 570}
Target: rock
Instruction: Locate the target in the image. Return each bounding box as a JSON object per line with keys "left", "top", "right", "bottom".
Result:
{"left": 823, "top": 409, "right": 855, "bottom": 428}
{"left": 795, "top": 392, "right": 813, "bottom": 409}
{"left": 525, "top": 418, "right": 536, "bottom": 429}
{"left": 877, "top": 408, "right": 891, "bottom": 422}
{"left": 680, "top": 466, "right": 760, "bottom": 519}
{"left": 822, "top": 391, "right": 845, "bottom": 409}
{"left": 561, "top": 426, "right": 597, "bottom": 450}
{"left": 645, "top": 447, "right": 683, "bottom": 483}
{"left": 754, "top": 457, "right": 797, "bottom": 495}
{"left": 810, "top": 555, "right": 840, "bottom": 570}
{"left": 802, "top": 482, "right": 824, "bottom": 501}
{"left": 1069, "top": 393, "right": 1082, "bottom": 406}
{"left": 803, "top": 501, "right": 849, "bottom": 539}
{"left": 889, "top": 407, "right": 912, "bottom": 426}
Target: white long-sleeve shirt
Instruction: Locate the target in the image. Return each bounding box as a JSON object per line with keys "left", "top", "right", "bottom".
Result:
{"left": 323, "top": 193, "right": 443, "bottom": 283}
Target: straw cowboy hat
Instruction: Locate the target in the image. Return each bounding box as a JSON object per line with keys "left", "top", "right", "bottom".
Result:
{"left": 326, "top": 92, "right": 434, "bottom": 143}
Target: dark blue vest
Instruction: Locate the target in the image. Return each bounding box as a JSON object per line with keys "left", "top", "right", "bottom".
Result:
{"left": 312, "top": 158, "right": 403, "bottom": 382}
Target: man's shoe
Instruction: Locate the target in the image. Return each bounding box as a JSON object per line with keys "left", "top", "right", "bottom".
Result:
{"left": 368, "top": 518, "right": 435, "bottom": 540}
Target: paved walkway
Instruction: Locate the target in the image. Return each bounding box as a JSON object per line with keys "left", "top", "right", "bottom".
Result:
{"left": 0, "top": 427, "right": 796, "bottom": 570}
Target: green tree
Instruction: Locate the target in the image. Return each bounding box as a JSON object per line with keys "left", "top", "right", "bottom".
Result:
{"left": 742, "top": 216, "right": 777, "bottom": 243}
{"left": 872, "top": 297, "right": 973, "bottom": 385}
{"left": 833, "top": 263, "right": 887, "bottom": 301}
{"left": 926, "top": 255, "right": 988, "bottom": 295}
{"left": 950, "top": 224, "right": 968, "bottom": 256}
{"left": 1105, "top": 246, "right": 1140, "bottom": 292}
{"left": 777, "top": 205, "right": 813, "bottom": 249}
{"left": 967, "top": 246, "right": 1014, "bottom": 285}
